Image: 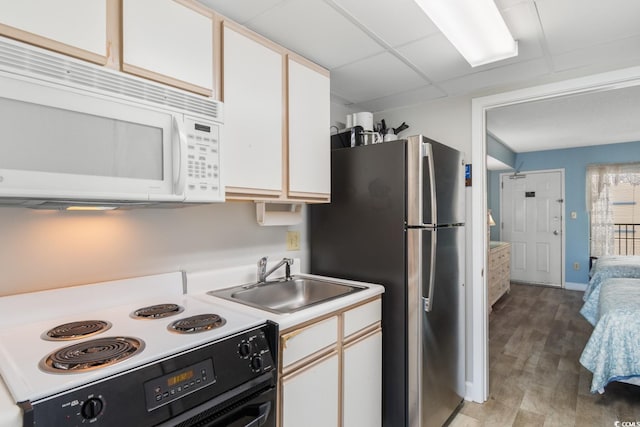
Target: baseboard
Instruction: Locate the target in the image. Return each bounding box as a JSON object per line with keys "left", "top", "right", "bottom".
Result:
{"left": 565, "top": 282, "right": 587, "bottom": 291}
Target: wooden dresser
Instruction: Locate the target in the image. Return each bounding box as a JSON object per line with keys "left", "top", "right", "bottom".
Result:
{"left": 488, "top": 241, "right": 511, "bottom": 308}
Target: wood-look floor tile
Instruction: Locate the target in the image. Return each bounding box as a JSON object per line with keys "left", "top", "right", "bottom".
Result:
{"left": 447, "top": 412, "right": 482, "bottom": 427}
{"left": 512, "top": 409, "right": 546, "bottom": 427}
{"left": 450, "top": 283, "right": 640, "bottom": 427}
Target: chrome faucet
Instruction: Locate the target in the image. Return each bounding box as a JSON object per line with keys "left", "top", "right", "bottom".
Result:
{"left": 257, "top": 256, "right": 294, "bottom": 283}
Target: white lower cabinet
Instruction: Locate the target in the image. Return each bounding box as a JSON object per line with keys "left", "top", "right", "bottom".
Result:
{"left": 281, "top": 353, "right": 339, "bottom": 427}
{"left": 343, "top": 331, "right": 382, "bottom": 427}
{"left": 278, "top": 298, "right": 382, "bottom": 427}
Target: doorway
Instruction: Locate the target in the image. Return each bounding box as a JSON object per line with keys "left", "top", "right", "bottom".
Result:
{"left": 500, "top": 169, "right": 564, "bottom": 287}
{"left": 469, "top": 65, "right": 640, "bottom": 403}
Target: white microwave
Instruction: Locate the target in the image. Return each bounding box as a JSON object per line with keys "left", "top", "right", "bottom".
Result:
{"left": 0, "top": 37, "right": 224, "bottom": 209}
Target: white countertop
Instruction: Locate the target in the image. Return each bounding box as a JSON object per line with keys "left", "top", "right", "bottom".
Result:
{"left": 0, "top": 267, "right": 384, "bottom": 427}
{"left": 191, "top": 273, "right": 385, "bottom": 331}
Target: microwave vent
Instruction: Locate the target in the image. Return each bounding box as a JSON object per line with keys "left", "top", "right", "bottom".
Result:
{"left": 0, "top": 37, "right": 220, "bottom": 120}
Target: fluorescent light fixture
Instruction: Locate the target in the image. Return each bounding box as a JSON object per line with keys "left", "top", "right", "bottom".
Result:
{"left": 414, "top": 0, "right": 518, "bottom": 67}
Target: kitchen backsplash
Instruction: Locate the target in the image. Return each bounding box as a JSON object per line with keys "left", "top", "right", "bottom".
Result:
{"left": 0, "top": 203, "right": 308, "bottom": 296}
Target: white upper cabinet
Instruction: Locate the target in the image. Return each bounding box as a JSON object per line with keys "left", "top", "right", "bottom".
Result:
{"left": 0, "top": 0, "right": 107, "bottom": 64}
{"left": 288, "top": 57, "right": 331, "bottom": 197}
{"left": 122, "top": 0, "right": 213, "bottom": 96}
{"left": 220, "top": 19, "right": 330, "bottom": 203}
{"left": 222, "top": 23, "right": 283, "bottom": 195}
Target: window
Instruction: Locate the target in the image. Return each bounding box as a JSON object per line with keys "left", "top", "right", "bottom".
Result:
{"left": 587, "top": 163, "right": 640, "bottom": 256}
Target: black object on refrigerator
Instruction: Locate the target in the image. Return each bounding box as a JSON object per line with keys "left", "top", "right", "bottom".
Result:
{"left": 310, "top": 135, "right": 465, "bottom": 427}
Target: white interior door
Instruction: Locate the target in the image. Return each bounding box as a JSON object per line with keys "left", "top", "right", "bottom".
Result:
{"left": 501, "top": 170, "right": 563, "bottom": 286}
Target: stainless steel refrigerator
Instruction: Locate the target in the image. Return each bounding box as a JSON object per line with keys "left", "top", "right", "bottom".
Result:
{"left": 310, "top": 135, "right": 465, "bottom": 427}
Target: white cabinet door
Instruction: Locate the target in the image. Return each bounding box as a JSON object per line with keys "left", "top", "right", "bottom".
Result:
{"left": 343, "top": 331, "right": 382, "bottom": 427}
{"left": 223, "top": 25, "right": 283, "bottom": 194}
{"left": 0, "top": 0, "right": 107, "bottom": 63}
{"left": 282, "top": 353, "right": 339, "bottom": 427}
{"left": 122, "top": 0, "right": 213, "bottom": 95}
{"left": 288, "top": 57, "right": 330, "bottom": 197}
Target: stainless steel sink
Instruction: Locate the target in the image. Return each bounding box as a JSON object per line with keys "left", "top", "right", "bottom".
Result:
{"left": 208, "top": 276, "right": 366, "bottom": 314}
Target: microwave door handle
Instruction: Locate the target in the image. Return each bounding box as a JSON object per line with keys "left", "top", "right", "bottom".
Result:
{"left": 172, "top": 116, "right": 187, "bottom": 196}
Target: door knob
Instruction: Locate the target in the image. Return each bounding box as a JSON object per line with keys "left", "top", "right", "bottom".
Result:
{"left": 553, "top": 230, "right": 559, "bottom": 235}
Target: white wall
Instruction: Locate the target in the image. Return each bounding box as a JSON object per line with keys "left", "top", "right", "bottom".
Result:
{"left": 0, "top": 202, "right": 308, "bottom": 296}
{"left": 373, "top": 95, "right": 472, "bottom": 157}
{"left": 330, "top": 100, "right": 358, "bottom": 129}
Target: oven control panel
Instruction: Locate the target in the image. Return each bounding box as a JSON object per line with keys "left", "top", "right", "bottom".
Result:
{"left": 237, "top": 328, "right": 274, "bottom": 374}
{"left": 25, "top": 323, "right": 277, "bottom": 427}
{"left": 144, "top": 359, "right": 215, "bottom": 411}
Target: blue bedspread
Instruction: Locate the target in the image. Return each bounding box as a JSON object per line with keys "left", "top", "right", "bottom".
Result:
{"left": 579, "top": 279, "right": 640, "bottom": 393}
{"left": 580, "top": 277, "right": 640, "bottom": 325}
{"left": 584, "top": 256, "right": 640, "bottom": 301}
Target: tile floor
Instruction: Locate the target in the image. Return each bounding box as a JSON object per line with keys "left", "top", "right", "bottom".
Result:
{"left": 450, "top": 283, "right": 640, "bottom": 426}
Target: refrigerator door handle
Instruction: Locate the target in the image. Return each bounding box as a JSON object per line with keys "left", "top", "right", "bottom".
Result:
{"left": 423, "top": 229, "right": 437, "bottom": 312}
{"left": 407, "top": 137, "right": 437, "bottom": 226}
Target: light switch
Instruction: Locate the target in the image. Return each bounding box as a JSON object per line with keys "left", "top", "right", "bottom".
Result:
{"left": 570, "top": 211, "right": 577, "bottom": 219}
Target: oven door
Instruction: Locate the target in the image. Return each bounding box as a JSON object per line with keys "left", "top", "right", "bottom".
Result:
{"left": 205, "top": 387, "right": 275, "bottom": 427}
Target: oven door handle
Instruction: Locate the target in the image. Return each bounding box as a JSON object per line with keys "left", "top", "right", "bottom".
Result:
{"left": 243, "top": 401, "right": 271, "bottom": 427}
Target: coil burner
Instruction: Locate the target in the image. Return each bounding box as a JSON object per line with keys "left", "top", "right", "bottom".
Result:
{"left": 41, "top": 337, "right": 144, "bottom": 373}
{"left": 131, "top": 303, "right": 184, "bottom": 319}
{"left": 43, "top": 320, "right": 112, "bottom": 341}
{"left": 168, "top": 314, "right": 226, "bottom": 334}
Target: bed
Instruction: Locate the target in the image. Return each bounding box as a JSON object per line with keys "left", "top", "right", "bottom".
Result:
{"left": 584, "top": 255, "right": 640, "bottom": 301}
{"left": 579, "top": 278, "right": 640, "bottom": 393}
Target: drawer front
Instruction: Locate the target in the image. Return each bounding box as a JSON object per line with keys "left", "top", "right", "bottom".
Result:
{"left": 282, "top": 316, "right": 338, "bottom": 367}
{"left": 344, "top": 299, "right": 381, "bottom": 338}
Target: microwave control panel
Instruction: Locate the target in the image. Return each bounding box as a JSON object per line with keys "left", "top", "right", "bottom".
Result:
{"left": 184, "top": 117, "right": 222, "bottom": 202}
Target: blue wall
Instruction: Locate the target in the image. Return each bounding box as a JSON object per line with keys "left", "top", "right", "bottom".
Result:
{"left": 487, "top": 134, "right": 516, "bottom": 167}
{"left": 488, "top": 140, "right": 640, "bottom": 285}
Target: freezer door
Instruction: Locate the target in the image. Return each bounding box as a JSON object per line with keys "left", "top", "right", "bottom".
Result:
{"left": 407, "top": 226, "right": 463, "bottom": 427}
{"left": 407, "top": 135, "right": 465, "bottom": 226}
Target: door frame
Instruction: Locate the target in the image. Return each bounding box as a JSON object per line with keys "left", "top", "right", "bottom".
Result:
{"left": 469, "top": 65, "right": 640, "bottom": 403}
{"left": 499, "top": 168, "right": 566, "bottom": 288}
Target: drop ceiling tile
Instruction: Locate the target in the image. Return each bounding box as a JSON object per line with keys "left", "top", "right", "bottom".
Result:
{"left": 551, "top": 34, "right": 640, "bottom": 72}
{"left": 196, "top": 0, "right": 286, "bottom": 23}
{"left": 331, "top": 0, "right": 439, "bottom": 47}
{"left": 536, "top": 0, "right": 640, "bottom": 54}
{"left": 439, "top": 58, "right": 550, "bottom": 96}
{"left": 246, "top": 0, "right": 384, "bottom": 69}
{"left": 330, "top": 52, "right": 429, "bottom": 103}
{"left": 352, "top": 84, "right": 446, "bottom": 113}
{"left": 397, "top": 34, "right": 470, "bottom": 82}
{"left": 501, "top": 2, "right": 545, "bottom": 59}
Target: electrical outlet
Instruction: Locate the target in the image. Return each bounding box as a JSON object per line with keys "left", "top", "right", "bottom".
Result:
{"left": 286, "top": 231, "right": 300, "bottom": 251}
{"left": 573, "top": 262, "right": 580, "bottom": 270}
